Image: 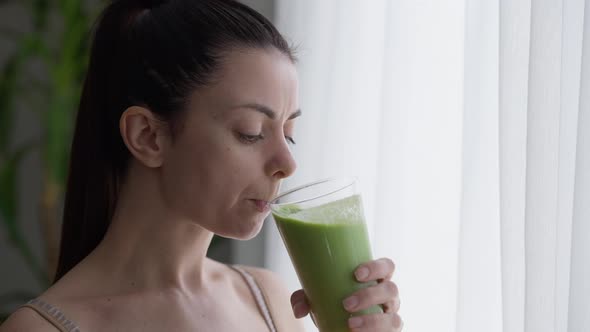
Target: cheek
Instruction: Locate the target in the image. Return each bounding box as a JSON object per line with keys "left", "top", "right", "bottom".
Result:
{"left": 160, "top": 139, "right": 261, "bottom": 226}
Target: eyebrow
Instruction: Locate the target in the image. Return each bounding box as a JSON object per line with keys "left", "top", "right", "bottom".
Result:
{"left": 237, "top": 103, "right": 302, "bottom": 120}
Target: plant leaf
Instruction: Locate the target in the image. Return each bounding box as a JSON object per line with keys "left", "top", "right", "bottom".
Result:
{"left": 0, "top": 142, "right": 48, "bottom": 287}
{"left": 0, "top": 56, "right": 19, "bottom": 153}
{"left": 44, "top": 91, "right": 74, "bottom": 186}
{"left": 0, "top": 34, "right": 47, "bottom": 152}
{"left": 0, "top": 142, "right": 36, "bottom": 225}
{"left": 31, "top": 0, "right": 49, "bottom": 31}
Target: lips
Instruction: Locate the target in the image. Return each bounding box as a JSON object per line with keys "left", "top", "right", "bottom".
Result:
{"left": 251, "top": 199, "right": 270, "bottom": 213}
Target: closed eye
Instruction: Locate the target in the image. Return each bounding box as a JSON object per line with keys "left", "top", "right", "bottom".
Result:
{"left": 238, "top": 133, "right": 296, "bottom": 145}
{"left": 238, "top": 133, "right": 264, "bottom": 144}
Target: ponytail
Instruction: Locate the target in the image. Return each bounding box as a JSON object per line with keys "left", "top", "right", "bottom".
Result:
{"left": 54, "top": 0, "right": 296, "bottom": 282}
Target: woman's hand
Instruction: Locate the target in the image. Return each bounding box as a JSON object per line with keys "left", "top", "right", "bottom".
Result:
{"left": 290, "top": 257, "right": 403, "bottom": 331}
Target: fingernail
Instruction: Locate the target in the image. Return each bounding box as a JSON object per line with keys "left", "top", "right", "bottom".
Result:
{"left": 293, "top": 302, "right": 306, "bottom": 318}
{"left": 355, "top": 267, "right": 369, "bottom": 281}
{"left": 343, "top": 296, "right": 358, "bottom": 311}
{"left": 348, "top": 316, "right": 363, "bottom": 328}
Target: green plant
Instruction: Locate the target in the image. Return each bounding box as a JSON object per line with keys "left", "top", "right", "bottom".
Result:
{"left": 0, "top": 0, "right": 104, "bottom": 318}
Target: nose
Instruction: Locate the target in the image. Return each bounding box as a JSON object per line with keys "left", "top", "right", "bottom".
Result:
{"left": 265, "top": 137, "right": 297, "bottom": 179}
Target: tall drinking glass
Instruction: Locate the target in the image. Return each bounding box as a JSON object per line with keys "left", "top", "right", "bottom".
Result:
{"left": 270, "top": 177, "right": 382, "bottom": 332}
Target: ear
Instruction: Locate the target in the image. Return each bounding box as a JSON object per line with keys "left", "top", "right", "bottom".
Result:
{"left": 119, "top": 106, "right": 170, "bottom": 168}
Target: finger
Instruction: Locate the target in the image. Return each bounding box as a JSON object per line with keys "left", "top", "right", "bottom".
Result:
{"left": 348, "top": 312, "right": 403, "bottom": 332}
{"left": 355, "top": 257, "right": 396, "bottom": 282}
{"left": 343, "top": 280, "right": 399, "bottom": 313}
{"left": 292, "top": 301, "right": 310, "bottom": 318}
{"left": 290, "top": 289, "right": 307, "bottom": 306}
{"left": 383, "top": 296, "right": 401, "bottom": 314}
{"left": 290, "top": 289, "right": 311, "bottom": 318}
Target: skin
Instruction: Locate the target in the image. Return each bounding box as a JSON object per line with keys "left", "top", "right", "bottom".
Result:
{"left": 0, "top": 48, "right": 402, "bottom": 331}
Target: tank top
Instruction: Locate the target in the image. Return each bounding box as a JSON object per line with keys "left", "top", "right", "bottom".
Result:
{"left": 19, "top": 265, "right": 277, "bottom": 332}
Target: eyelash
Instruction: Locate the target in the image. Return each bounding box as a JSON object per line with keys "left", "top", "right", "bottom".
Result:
{"left": 238, "top": 133, "right": 296, "bottom": 145}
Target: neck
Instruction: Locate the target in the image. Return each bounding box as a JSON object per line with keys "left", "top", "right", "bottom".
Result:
{"left": 86, "top": 164, "right": 216, "bottom": 294}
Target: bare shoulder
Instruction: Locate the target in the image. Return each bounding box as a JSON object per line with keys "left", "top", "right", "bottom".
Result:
{"left": 241, "top": 266, "right": 290, "bottom": 295}
{"left": 0, "top": 307, "right": 58, "bottom": 332}
{"left": 238, "top": 265, "right": 305, "bottom": 332}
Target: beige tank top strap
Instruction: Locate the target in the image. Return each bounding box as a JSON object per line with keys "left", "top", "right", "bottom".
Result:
{"left": 19, "top": 298, "right": 81, "bottom": 332}
{"left": 230, "top": 265, "right": 278, "bottom": 332}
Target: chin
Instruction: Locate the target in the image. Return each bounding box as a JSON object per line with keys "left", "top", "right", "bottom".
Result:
{"left": 230, "top": 215, "right": 267, "bottom": 240}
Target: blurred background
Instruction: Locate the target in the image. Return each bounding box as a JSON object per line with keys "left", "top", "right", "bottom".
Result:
{"left": 1, "top": 0, "right": 589, "bottom": 332}
{"left": 0, "top": 0, "right": 103, "bottom": 318}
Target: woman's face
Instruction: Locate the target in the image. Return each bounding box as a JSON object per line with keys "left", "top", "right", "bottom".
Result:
{"left": 160, "top": 48, "right": 299, "bottom": 240}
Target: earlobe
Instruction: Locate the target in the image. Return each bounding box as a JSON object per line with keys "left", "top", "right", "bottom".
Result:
{"left": 119, "top": 106, "right": 167, "bottom": 168}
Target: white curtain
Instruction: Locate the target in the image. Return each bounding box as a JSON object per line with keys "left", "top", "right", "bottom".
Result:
{"left": 264, "top": 0, "right": 590, "bottom": 331}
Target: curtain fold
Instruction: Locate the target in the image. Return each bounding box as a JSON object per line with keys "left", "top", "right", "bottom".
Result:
{"left": 568, "top": 1, "right": 590, "bottom": 330}
{"left": 556, "top": 0, "right": 585, "bottom": 331}
{"left": 522, "top": 1, "right": 563, "bottom": 331}
{"left": 499, "top": 0, "right": 530, "bottom": 331}
{"left": 456, "top": 0, "right": 501, "bottom": 331}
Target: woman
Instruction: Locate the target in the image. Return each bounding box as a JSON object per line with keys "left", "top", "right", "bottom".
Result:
{"left": 1, "top": 0, "right": 402, "bottom": 331}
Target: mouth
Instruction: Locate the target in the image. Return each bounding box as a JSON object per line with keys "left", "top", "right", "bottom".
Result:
{"left": 249, "top": 199, "right": 270, "bottom": 213}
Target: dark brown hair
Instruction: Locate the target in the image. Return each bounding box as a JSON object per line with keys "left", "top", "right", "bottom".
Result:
{"left": 55, "top": 0, "right": 295, "bottom": 282}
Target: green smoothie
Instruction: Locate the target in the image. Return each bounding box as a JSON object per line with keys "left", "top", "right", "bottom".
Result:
{"left": 272, "top": 195, "right": 382, "bottom": 332}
